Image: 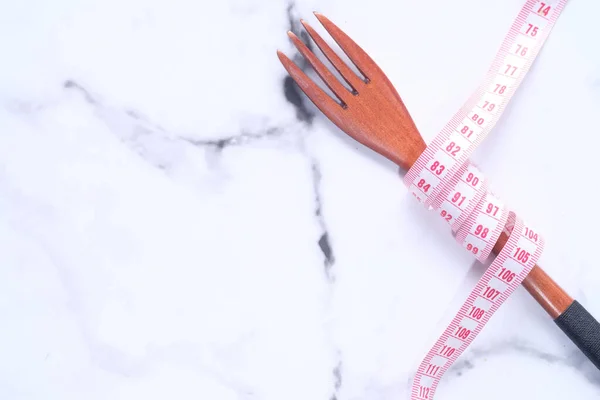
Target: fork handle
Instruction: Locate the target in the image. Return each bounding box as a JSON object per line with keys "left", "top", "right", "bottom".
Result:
{"left": 521, "top": 266, "right": 600, "bottom": 370}
{"left": 495, "top": 230, "right": 600, "bottom": 369}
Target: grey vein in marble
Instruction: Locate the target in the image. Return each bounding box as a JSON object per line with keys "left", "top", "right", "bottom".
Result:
{"left": 281, "top": 4, "right": 343, "bottom": 400}
{"left": 283, "top": 1, "right": 316, "bottom": 125}
{"left": 63, "top": 80, "right": 287, "bottom": 170}
{"left": 61, "top": 30, "right": 344, "bottom": 394}
{"left": 449, "top": 339, "right": 600, "bottom": 386}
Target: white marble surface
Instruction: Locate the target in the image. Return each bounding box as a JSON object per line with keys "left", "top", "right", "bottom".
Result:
{"left": 1, "top": 0, "right": 600, "bottom": 398}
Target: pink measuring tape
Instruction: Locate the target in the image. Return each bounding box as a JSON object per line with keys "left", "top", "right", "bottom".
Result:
{"left": 404, "top": 1, "right": 568, "bottom": 398}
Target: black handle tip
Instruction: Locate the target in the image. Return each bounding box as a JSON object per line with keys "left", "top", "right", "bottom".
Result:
{"left": 554, "top": 300, "right": 600, "bottom": 370}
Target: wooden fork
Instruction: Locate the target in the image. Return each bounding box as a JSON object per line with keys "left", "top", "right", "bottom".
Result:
{"left": 277, "top": 12, "right": 600, "bottom": 369}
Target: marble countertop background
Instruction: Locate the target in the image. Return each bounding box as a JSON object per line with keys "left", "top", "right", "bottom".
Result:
{"left": 1, "top": 0, "right": 600, "bottom": 399}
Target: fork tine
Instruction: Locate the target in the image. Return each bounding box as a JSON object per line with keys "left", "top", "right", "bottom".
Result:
{"left": 287, "top": 31, "right": 351, "bottom": 106}
{"left": 277, "top": 50, "right": 346, "bottom": 122}
{"left": 313, "top": 12, "right": 381, "bottom": 83}
{"left": 300, "top": 19, "right": 365, "bottom": 93}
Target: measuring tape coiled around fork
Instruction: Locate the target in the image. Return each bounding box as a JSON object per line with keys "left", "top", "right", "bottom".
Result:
{"left": 405, "top": 1, "right": 567, "bottom": 398}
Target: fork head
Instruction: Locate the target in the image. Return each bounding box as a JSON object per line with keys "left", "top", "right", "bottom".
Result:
{"left": 277, "top": 12, "right": 426, "bottom": 171}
